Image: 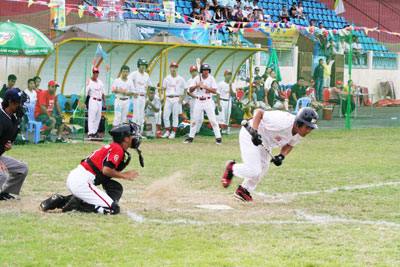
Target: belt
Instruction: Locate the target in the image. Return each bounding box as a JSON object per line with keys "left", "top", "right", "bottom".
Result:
{"left": 138, "top": 93, "right": 145, "bottom": 97}
{"left": 197, "top": 97, "right": 211, "bottom": 101}
{"left": 220, "top": 98, "right": 229, "bottom": 101}
{"left": 92, "top": 97, "right": 102, "bottom": 101}
{"left": 167, "top": 95, "right": 180, "bottom": 98}
{"left": 119, "top": 97, "right": 129, "bottom": 100}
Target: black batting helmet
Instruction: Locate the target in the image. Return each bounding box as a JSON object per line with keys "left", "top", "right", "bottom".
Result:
{"left": 137, "top": 58, "right": 148, "bottom": 68}
{"left": 295, "top": 107, "right": 318, "bottom": 129}
{"left": 200, "top": 63, "right": 211, "bottom": 73}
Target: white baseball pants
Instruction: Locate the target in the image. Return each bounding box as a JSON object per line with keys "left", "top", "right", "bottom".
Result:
{"left": 113, "top": 98, "right": 130, "bottom": 126}
{"left": 88, "top": 97, "right": 102, "bottom": 135}
{"left": 133, "top": 95, "right": 146, "bottom": 131}
{"left": 190, "top": 98, "right": 203, "bottom": 132}
{"left": 217, "top": 100, "right": 232, "bottom": 125}
{"left": 66, "top": 165, "right": 113, "bottom": 209}
{"left": 163, "top": 97, "right": 180, "bottom": 128}
{"left": 189, "top": 99, "right": 221, "bottom": 139}
{"left": 232, "top": 127, "right": 271, "bottom": 192}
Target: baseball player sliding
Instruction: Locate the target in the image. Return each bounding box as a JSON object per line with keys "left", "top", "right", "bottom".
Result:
{"left": 221, "top": 107, "right": 318, "bottom": 202}
{"left": 184, "top": 63, "right": 222, "bottom": 144}
{"left": 39, "top": 122, "right": 143, "bottom": 215}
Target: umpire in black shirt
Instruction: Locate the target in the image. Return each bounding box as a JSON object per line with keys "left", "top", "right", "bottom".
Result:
{"left": 0, "top": 89, "right": 29, "bottom": 200}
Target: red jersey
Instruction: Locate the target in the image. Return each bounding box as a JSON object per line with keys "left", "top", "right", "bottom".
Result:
{"left": 34, "top": 90, "right": 58, "bottom": 118}
{"left": 81, "top": 142, "right": 125, "bottom": 175}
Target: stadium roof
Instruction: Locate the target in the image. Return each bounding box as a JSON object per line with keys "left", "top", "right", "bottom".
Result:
{"left": 37, "top": 38, "right": 268, "bottom": 95}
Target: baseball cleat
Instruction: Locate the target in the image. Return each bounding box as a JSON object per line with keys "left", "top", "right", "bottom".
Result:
{"left": 168, "top": 132, "right": 176, "bottom": 139}
{"left": 162, "top": 131, "right": 170, "bottom": 138}
{"left": 221, "top": 160, "right": 235, "bottom": 188}
{"left": 216, "top": 138, "right": 222, "bottom": 145}
{"left": 0, "top": 192, "right": 16, "bottom": 201}
{"left": 39, "top": 194, "right": 65, "bottom": 211}
{"left": 156, "top": 132, "right": 162, "bottom": 138}
{"left": 234, "top": 185, "right": 253, "bottom": 202}
{"left": 183, "top": 137, "right": 193, "bottom": 143}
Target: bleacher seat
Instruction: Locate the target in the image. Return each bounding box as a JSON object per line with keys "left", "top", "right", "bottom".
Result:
{"left": 185, "top": 1, "right": 191, "bottom": 8}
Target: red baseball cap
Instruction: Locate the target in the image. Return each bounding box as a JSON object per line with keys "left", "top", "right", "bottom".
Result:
{"left": 336, "top": 80, "right": 342, "bottom": 85}
{"left": 92, "top": 67, "right": 99, "bottom": 73}
{"left": 170, "top": 62, "right": 178, "bottom": 67}
{"left": 224, "top": 69, "right": 232, "bottom": 75}
{"left": 190, "top": 65, "right": 198, "bottom": 72}
{"left": 48, "top": 80, "right": 60, "bottom": 87}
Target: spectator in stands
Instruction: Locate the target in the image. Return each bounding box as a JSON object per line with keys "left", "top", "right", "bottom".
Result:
{"left": 265, "top": 70, "right": 276, "bottom": 90}
{"left": 328, "top": 80, "right": 355, "bottom": 116}
{"left": 323, "top": 57, "right": 335, "bottom": 90}
{"left": 192, "top": 0, "right": 202, "bottom": 9}
{"left": 252, "top": 75, "right": 268, "bottom": 110}
{"left": 289, "top": 3, "right": 299, "bottom": 19}
{"left": 289, "top": 76, "right": 306, "bottom": 107}
{"left": 235, "top": 6, "right": 245, "bottom": 21}
{"left": 204, "top": 4, "right": 213, "bottom": 22}
{"left": 279, "top": 6, "right": 290, "bottom": 22}
{"left": 262, "top": 66, "right": 272, "bottom": 82}
{"left": 205, "top": 0, "right": 215, "bottom": 10}
{"left": 267, "top": 80, "right": 288, "bottom": 110}
{"left": 198, "top": 8, "right": 207, "bottom": 22}
{"left": 352, "top": 36, "right": 364, "bottom": 65}
{"left": 306, "top": 80, "right": 324, "bottom": 111}
{"left": 33, "top": 76, "right": 42, "bottom": 93}
{"left": 233, "top": 30, "right": 241, "bottom": 47}
{"left": 308, "top": 19, "right": 315, "bottom": 28}
{"left": 252, "top": 0, "right": 260, "bottom": 10}
{"left": 0, "top": 74, "right": 17, "bottom": 99}
{"left": 191, "top": 7, "right": 201, "bottom": 20}
{"left": 243, "top": 5, "right": 253, "bottom": 19}
{"left": 337, "top": 36, "right": 349, "bottom": 55}
{"left": 227, "top": 32, "right": 234, "bottom": 46}
{"left": 24, "top": 79, "right": 37, "bottom": 103}
{"left": 326, "top": 38, "right": 338, "bottom": 57}
{"left": 296, "top": 2, "right": 306, "bottom": 20}
{"left": 313, "top": 58, "right": 324, "bottom": 102}
{"left": 212, "top": 7, "right": 226, "bottom": 23}
{"left": 261, "top": 7, "right": 271, "bottom": 22}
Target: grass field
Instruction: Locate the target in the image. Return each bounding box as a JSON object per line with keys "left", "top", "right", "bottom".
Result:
{"left": 1, "top": 127, "right": 400, "bottom": 266}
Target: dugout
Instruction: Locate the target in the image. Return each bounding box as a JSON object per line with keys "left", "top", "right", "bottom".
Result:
{"left": 36, "top": 38, "right": 268, "bottom": 95}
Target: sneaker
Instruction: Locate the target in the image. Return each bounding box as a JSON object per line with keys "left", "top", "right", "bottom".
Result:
{"left": 156, "top": 132, "right": 162, "bottom": 138}
{"left": 0, "top": 192, "right": 16, "bottom": 201}
{"left": 234, "top": 185, "right": 253, "bottom": 202}
{"left": 39, "top": 194, "right": 65, "bottom": 211}
{"left": 162, "top": 131, "right": 170, "bottom": 138}
{"left": 183, "top": 137, "right": 193, "bottom": 144}
{"left": 216, "top": 138, "right": 222, "bottom": 145}
{"left": 221, "top": 160, "right": 235, "bottom": 188}
{"left": 55, "top": 137, "right": 67, "bottom": 143}
{"left": 168, "top": 132, "right": 176, "bottom": 139}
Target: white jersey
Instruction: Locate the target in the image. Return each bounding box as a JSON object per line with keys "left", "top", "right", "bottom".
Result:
{"left": 145, "top": 95, "right": 161, "bottom": 117}
{"left": 86, "top": 79, "right": 104, "bottom": 99}
{"left": 189, "top": 75, "right": 217, "bottom": 98}
{"left": 162, "top": 75, "right": 187, "bottom": 96}
{"left": 128, "top": 71, "right": 152, "bottom": 94}
{"left": 217, "top": 81, "right": 236, "bottom": 100}
{"left": 254, "top": 111, "right": 302, "bottom": 148}
{"left": 265, "top": 76, "right": 275, "bottom": 90}
{"left": 24, "top": 89, "right": 37, "bottom": 103}
{"left": 112, "top": 78, "right": 134, "bottom": 99}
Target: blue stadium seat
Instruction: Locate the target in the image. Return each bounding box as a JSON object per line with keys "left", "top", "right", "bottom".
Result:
{"left": 322, "top": 9, "right": 328, "bottom": 15}
{"left": 177, "top": 7, "right": 184, "bottom": 14}
{"left": 273, "top": 10, "right": 279, "bottom": 16}
{"left": 183, "top": 7, "right": 189, "bottom": 15}
{"left": 328, "top": 22, "right": 334, "bottom": 28}
{"left": 341, "top": 16, "right": 346, "bottom": 23}
{"left": 273, "top": 16, "right": 279, "bottom": 22}
{"left": 316, "top": 2, "right": 322, "bottom": 8}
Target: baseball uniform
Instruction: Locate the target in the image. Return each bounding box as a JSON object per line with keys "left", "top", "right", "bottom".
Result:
{"left": 188, "top": 75, "right": 221, "bottom": 139}
{"left": 217, "top": 81, "right": 236, "bottom": 125}
{"left": 187, "top": 77, "right": 203, "bottom": 132}
{"left": 233, "top": 111, "right": 302, "bottom": 192}
{"left": 86, "top": 79, "right": 105, "bottom": 135}
{"left": 162, "top": 75, "right": 187, "bottom": 129}
{"left": 128, "top": 70, "right": 152, "bottom": 131}
{"left": 112, "top": 78, "right": 134, "bottom": 126}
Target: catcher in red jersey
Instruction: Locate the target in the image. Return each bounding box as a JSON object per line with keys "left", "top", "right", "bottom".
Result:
{"left": 39, "top": 122, "right": 144, "bottom": 215}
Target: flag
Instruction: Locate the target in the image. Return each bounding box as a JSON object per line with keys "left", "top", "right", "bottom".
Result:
{"left": 334, "top": 0, "right": 345, "bottom": 14}
{"left": 96, "top": 43, "right": 109, "bottom": 59}
{"left": 266, "top": 48, "right": 282, "bottom": 82}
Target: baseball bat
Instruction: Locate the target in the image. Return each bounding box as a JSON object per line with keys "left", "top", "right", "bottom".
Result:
{"left": 196, "top": 58, "right": 201, "bottom": 81}
{"left": 241, "top": 120, "right": 275, "bottom": 160}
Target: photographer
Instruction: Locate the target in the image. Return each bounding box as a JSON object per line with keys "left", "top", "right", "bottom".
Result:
{"left": 0, "top": 89, "right": 29, "bottom": 200}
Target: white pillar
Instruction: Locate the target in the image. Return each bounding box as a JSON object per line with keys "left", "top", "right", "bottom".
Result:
{"left": 367, "top": 50, "right": 373, "bottom": 70}
{"left": 255, "top": 43, "right": 261, "bottom": 67}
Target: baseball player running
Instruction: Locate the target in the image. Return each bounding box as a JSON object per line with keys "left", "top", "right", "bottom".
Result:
{"left": 86, "top": 67, "right": 106, "bottom": 139}
{"left": 39, "top": 122, "right": 143, "bottom": 214}
{"left": 161, "top": 62, "right": 187, "bottom": 139}
{"left": 216, "top": 69, "right": 236, "bottom": 134}
{"left": 221, "top": 107, "right": 318, "bottom": 202}
{"left": 112, "top": 65, "right": 134, "bottom": 126}
{"left": 128, "top": 58, "right": 153, "bottom": 132}
{"left": 184, "top": 63, "right": 222, "bottom": 144}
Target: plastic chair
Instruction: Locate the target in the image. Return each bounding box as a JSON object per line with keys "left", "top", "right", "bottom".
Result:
{"left": 25, "top": 102, "right": 44, "bottom": 144}
{"left": 57, "top": 94, "right": 68, "bottom": 112}
{"left": 290, "top": 97, "right": 311, "bottom": 114}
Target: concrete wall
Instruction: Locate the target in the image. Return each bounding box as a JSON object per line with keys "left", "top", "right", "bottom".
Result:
{"left": 0, "top": 56, "right": 44, "bottom": 89}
